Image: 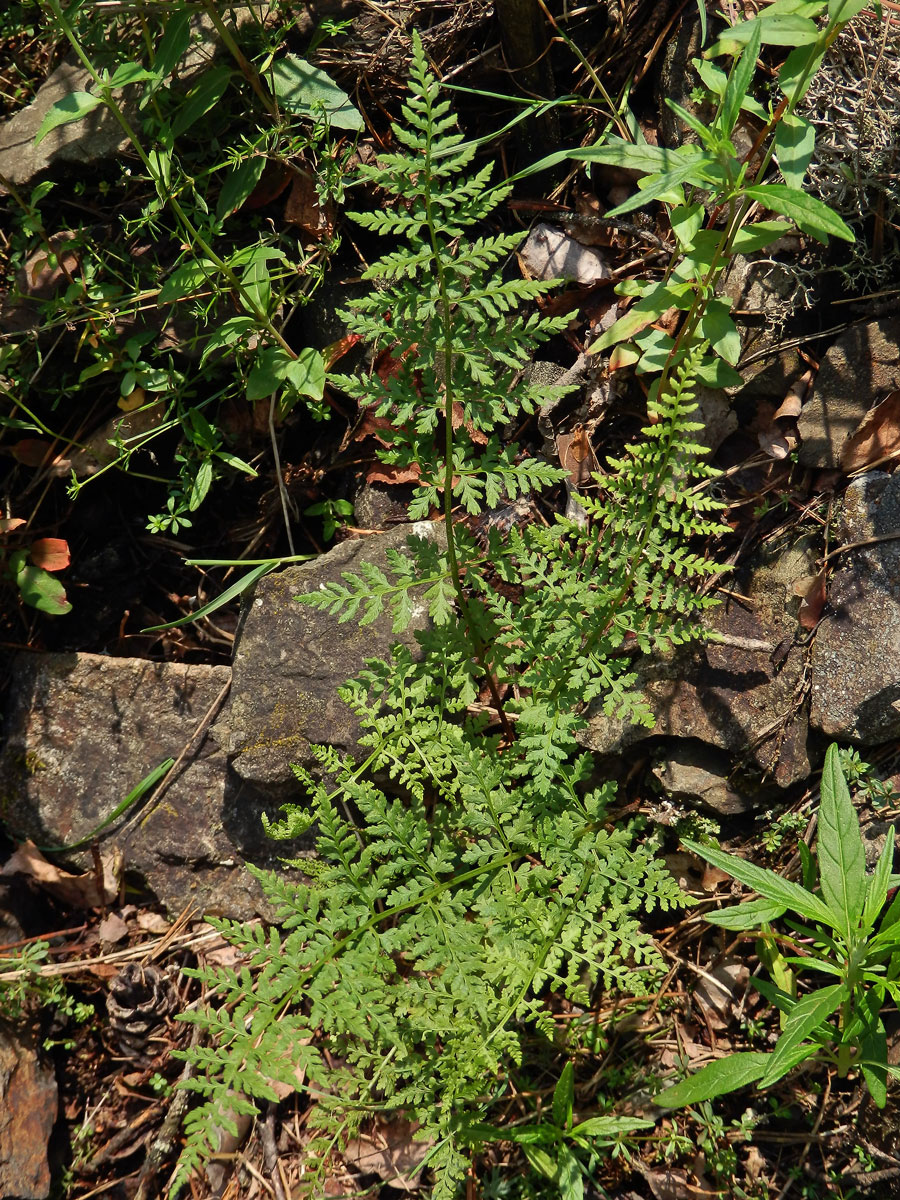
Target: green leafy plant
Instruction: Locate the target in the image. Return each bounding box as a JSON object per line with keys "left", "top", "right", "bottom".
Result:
{"left": 3, "top": 1, "right": 354, "bottom": 536}
{"left": 0, "top": 519, "right": 71, "bottom": 615}
{"left": 0, "top": 939, "right": 94, "bottom": 1035}
{"left": 171, "top": 31, "right": 725, "bottom": 1197}
{"left": 660, "top": 745, "right": 900, "bottom": 1112}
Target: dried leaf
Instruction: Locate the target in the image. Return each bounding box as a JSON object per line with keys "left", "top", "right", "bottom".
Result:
{"left": 29, "top": 538, "right": 70, "bottom": 572}
{"left": 758, "top": 425, "right": 794, "bottom": 459}
{"left": 0, "top": 518, "right": 26, "bottom": 534}
{"left": 366, "top": 461, "right": 421, "bottom": 486}
{"left": 557, "top": 427, "right": 599, "bottom": 488}
{"left": 284, "top": 168, "right": 335, "bottom": 239}
{"left": 136, "top": 911, "right": 170, "bottom": 935}
{"left": 343, "top": 1117, "right": 433, "bottom": 1190}
{"left": 841, "top": 390, "right": 900, "bottom": 472}
{"left": 10, "top": 439, "right": 56, "bottom": 468}
{"left": 1, "top": 840, "right": 121, "bottom": 908}
{"left": 97, "top": 912, "right": 130, "bottom": 944}
{"left": 118, "top": 386, "right": 145, "bottom": 413}
{"left": 793, "top": 570, "right": 827, "bottom": 630}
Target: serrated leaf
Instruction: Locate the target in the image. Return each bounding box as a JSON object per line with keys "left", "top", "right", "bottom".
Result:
{"left": 270, "top": 55, "right": 364, "bottom": 130}
{"left": 34, "top": 92, "right": 103, "bottom": 147}
{"left": 759, "top": 983, "right": 846, "bottom": 1086}
{"left": 656, "top": 1052, "right": 771, "bottom": 1108}
{"left": 742, "top": 184, "right": 854, "bottom": 243}
{"left": 704, "top": 896, "right": 787, "bottom": 930}
{"left": 817, "top": 743, "right": 867, "bottom": 937}
{"left": 682, "top": 839, "right": 838, "bottom": 928}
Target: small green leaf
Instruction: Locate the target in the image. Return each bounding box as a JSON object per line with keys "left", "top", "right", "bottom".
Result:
{"left": 606, "top": 157, "right": 718, "bottom": 218}
{"left": 818, "top": 743, "right": 867, "bottom": 938}
{"left": 270, "top": 55, "right": 364, "bottom": 130}
{"left": 34, "top": 92, "right": 103, "bottom": 147}
{"left": 863, "top": 826, "right": 894, "bottom": 932}
{"left": 731, "top": 221, "right": 793, "bottom": 254}
{"left": 570, "top": 1115, "right": 654, "bottom": 1141}
{"left": 285, "top": 347, "right": 326, "bottom": 401}
{"left": 142, "top": 562, "right": 275, "bottom": 632}
{"left": 656, "top": 1052, "right": 771, "bottom": 1108}
{"left": 669, "top": 203, "right": 705, "bottom": 251}
{"left": 590, "top": 284, "right": 693, "bottom": 353}
{"left": 698, "top": 298, "right": 741, "bottom": 365}
{"left": 552, "top": 1061, "right": 574, "bottom": 1130}
{"left": 742, "top": 184, "right": 854, "bottom": 243}
{"left": 759, "top": 983, "right": 846, "bottom": 1086}
{"left": 775, "top": 112, "right": 815, "bottom": 188}
{"left": 681, "top": 839, "right": 839, "bottom": 928}
{"left": 11, "top": 551, "right": 72, "bottom": 615}
{"left": 860, "top": 1026, "right": 889, "bottom": 1109}
{"left": 152, "top": 10, "right": 191, "bottom": 82}
{"left": 109, "top": 62, "right": 158, "bottom": 88}
{"left": 704, "top": 896, "right": 787, "bottom": 930}
{"left": 247, "top": 346, "right": 293, "bottom": 400}
{"left": 778, "top": 43, "right": 827, "bottom": 102}
{"left": 707, "top": 13, "right": 819, "bottom": 55}
{"left": 171, "top": 66, "right": 232, "bottom": 138}
{"left": 159, "top": 259, "right": 215, "bottom": 304}
{"left": 200, "top": 316, "right": 256, "bottom": 364}
{"left": 240, "top": 249, "right": 273, "bottom": 314}
{"left": 217, "top": 156, "right": 268, "bottom": 221}
{"left": 721, "top": 19, "right": 762, "bottom": 137}
{"left": 556, "top": 1145, "right": 584, "bottom": 1200}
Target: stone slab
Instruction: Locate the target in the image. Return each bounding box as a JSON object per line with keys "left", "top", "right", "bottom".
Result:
{"left": 0, "top": 653, "right": 302, "bottom": 919}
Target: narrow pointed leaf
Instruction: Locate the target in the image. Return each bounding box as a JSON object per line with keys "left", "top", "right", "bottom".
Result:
{"left": 704, "top": 896, "right": 787, "bottom": 930}
{"left": 721, "top": 20, "right": 762, "bottom": 137}
{"left": 742, "top": 184, "right": 854, "bottom": 243}
{"left": 817, "top": 743, "right": 866, "bottom": 938}
{"left": 759, "top": 983, "right": 846, "bottom": 1087}
{"left": 34, "top": 92, "right": 103, "bottom": 146}
{"left": 656, "top": 1052, "right": 771, "bottom": 1108}
{"left": 682, "top": 839, "right": 838, "bottom": 928}
{"left": 863, "top": 826, "right": 895, "bottom": 933}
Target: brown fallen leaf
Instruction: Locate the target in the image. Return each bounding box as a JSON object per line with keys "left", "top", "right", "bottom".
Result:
{"left": 793, "top": 570, "right": 827, "bottom": 630}
{"left": 1, "top": 840, "right": 121, "bottom": 908}
{"left": 343, "top": 1117, "right": 433, "bottom": 1191}
{"left": 557, "top": 426, "right": 599, "bottom": 488}
{"left": 841, "top": 389, "right": 900, "bottom": 472}
{"left": 284, "top": 168, "right": 335, "bottom": 239}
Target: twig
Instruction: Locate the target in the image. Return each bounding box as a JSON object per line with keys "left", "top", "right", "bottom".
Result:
{"left": 269, "top": 394, "right": 297, "bottom": 556}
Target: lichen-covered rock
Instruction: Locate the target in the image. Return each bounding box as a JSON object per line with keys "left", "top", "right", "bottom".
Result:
{"left": 798, "top": 318, "right": 900, "bottom": 468}
{"left": 651, "top": 743, "right": 754, "bottom": 815}
{"left": 0, "top": 653, "right": 295, "bottom": 919}
{"left": 226, "top": 522, "right": 446, "bottom": 788}
{"left": 579, "top": 534, "right": 816, "bottom": 790}
{"left": 811, "top": 471, "right": 900, "bottom": 743}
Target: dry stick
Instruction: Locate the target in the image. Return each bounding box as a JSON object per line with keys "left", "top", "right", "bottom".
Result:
{"left": 269, "top": 393, "right": 297, "bottom": 557}
{"left": 136, "top": 1025, "right": 204, "bottom": 1200}
{"left": 117, "top": 678, "right": 232, "bottom": 840}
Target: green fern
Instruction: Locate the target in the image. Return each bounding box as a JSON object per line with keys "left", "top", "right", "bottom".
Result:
{"left": 172, "top": 32, "right": 726, "bottom": 1197}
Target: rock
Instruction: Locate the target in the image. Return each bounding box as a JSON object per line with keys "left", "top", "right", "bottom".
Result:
{"left": 227, "top": 522, "right": 446, "bottom": 788}
{"left": 0, "top": 1025, "right": 57, "bottom": 1199}
{"left": 798, "top": 318, "right": 900, "bottom": 468}
{"left": 810, "top": 471, "right": 900, "bottom": 743}
{"left": 0, "top": 653, "right": 299, "bottom": 920}
{"left": 579, "top": 533, "right": 816, "bottom": 790}
{"left": 861, "top": 820, "right": 899, "bottom": 869}
{"left": 520, "top": 223, "right": 611, "bottom": 285}
{"left": 651, "top": 744, "right": 753, "bottom": 815}
{"left": 0, "top": 10, "right": 256, "bottom": 192}
{"left": 353, "top": 481, "right": 414, "bottom": 530}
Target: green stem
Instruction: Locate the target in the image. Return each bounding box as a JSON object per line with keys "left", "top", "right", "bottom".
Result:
{"left": 42, "top": 0, "right": 298, "bottom": 362}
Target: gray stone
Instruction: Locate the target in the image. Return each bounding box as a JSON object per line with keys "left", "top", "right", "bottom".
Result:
{"left": 226, "top": 522, "right": 446, "bottom": 787}
{"left": 0, "top": 653, "right": 299, "bottom": 919}
{"left": 651, "top": 744, "right": 753, "bottom": 815}
{"left": 798, "top": 318, "right": 900, "bottom": 468}
{"left": 810, "top": 471, "right": 900, "bottom": 743}
{"left": 353, "top": 481, "right": 414, "bottom": 530}
{"left": 579, "top": 534, "right": 816, "bottom": 790}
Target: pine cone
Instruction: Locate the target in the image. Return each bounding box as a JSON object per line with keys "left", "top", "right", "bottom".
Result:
{"left": 106, "top": 963, "right": 176, "bottom": 1059}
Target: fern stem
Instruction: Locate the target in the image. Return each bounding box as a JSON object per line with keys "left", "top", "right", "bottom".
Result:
{"left": 419, "top": 79, "right": 514, "bottom": 740}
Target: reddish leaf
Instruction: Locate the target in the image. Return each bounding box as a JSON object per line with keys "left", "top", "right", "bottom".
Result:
{"left": 244, "top": 162, "right": 292, "bottom": 209}
{"left": 841, "top": 390, "right": 900, "bottom": 472}
{"left": 284, "top": 168, "right": 335, "bottom": 239}
{"left": 10, "top": 439, "right": 54, "bottom": 467}
{"left": 322, "top": 333, "right": 361, "bottom": 372}
{"left": 29, "top": 538, "right": 71, "bottom": 572}
{"left": 0, "top": 517, "right": 26, "bottom": 534}
{"left": 366, "top": 461, "right": 421, "bottom": 485}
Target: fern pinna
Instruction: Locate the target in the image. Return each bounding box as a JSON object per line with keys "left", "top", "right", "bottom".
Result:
{"left": 173, "top": 33, "right": 724, "bottom": 1197}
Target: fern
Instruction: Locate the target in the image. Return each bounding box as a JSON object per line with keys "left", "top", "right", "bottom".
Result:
{"left": 173, "top": 33, "right": 726, "bottom": 1197}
